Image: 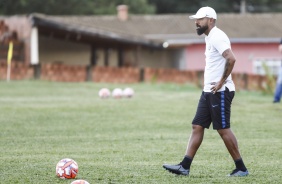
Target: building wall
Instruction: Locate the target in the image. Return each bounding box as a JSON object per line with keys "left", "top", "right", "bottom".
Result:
{"left": 232, "top": 43, "right": 281, "bottom": 74}
{"left": 38, "top": 35, "right": 174, "bottom": 68}
{"left": 185, "top": 42, "right": 281, "bottom": 74}
{"left": 39, "top": 36, "right": 91, "bottom": 65}
{"left": 137, "top": 48, "right": 174, "bottom": 69}
{"left": 169, "top": 49, "right": 187, "bottom": 70}
{"left": 185, "top": 44, "right": 205, "bottom": 71}
{"left": 95, "top": 48, "right": 119, "bottom": 67}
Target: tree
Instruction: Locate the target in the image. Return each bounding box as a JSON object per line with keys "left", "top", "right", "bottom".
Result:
{"left": 147, "top": 0, "right": 201, "bottom": 14}
{"left": 148, "top": 0, "right": 282, "bottom": 13}
{"left": 0, "top": 0, "right": 155, "bottom": 15}
{"left": 0, "top": 0, "right": 281, "bottom": 15}
{"left": 247, "top": 0, "right": 282, "bottom": 12}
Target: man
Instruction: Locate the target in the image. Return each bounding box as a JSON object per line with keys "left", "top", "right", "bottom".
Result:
{"left": 163, "top": 7, "right": 248, "bottom": 177}
{"left": 273, "top": 38, "right": 282, "bottom": 103}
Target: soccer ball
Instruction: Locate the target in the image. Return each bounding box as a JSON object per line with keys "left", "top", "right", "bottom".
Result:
{"left": 56, "top": 158, "right": 78, "bottom": 179}
{"left": 123, "top": 87, "right": 134, "bottom": 98}
{"left": 112, "top": 88, "right": 123, "bottom": 98}
{"left": 98, "top": 88, "right": 111, "bottom": 98}
{"left": 71, "top": 180, "right": 90, "bottom": 184}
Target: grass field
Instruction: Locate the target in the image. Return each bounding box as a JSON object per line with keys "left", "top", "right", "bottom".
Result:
{"left": 0, "top": 81, "right": 281, "bottom": 184}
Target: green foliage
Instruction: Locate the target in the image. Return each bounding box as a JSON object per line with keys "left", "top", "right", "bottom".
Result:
{"left": 147, "top": 0, "right": 240, "bottom": 13}
{"left": 0, "top": 0, "right": 155, "bottom": 15}
{"left": 115, "top": 0, "right": 155, "bottom": 14}
{"left": 0, "top": 0, "right": 281, "bottom": 15}
{"left": 0, "top": 81, "right": 281, "bottom": 183}
{"left": 148, "top": 0, "right": 201, "bottom": 14}
{"left": 149, "top": 0, "right": 282, "bottom": 13}
{"left": 261, "top": 62, "right": 276, "bottom": 94}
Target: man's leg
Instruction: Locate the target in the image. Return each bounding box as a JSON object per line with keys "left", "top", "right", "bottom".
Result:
{"left": 217, "top": 128, "right": 248, "bottom": 176}
{"left": 273, "top": 82, "right": 282, "bottom": 103}
{"left": 185, "top": 124, "right": 205, "bottom": 158}
{"left": 217, "top": 128, "right": 241, "bottom": 160}
{"left": 163, "top": 92, "right": 209, "bottom": 176}
{"left": 179, "top": 124, "right": 205, "bottom": 170}
{"left": 163, "top": 125, "right": 204, "bottom": 175}
{"left": 273, "top": 66, "right": 282, "bottom": 103}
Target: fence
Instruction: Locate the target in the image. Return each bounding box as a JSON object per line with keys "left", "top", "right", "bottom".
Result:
{"left": 0, "top": 62, "right": 274, "bottom": 91}
{"left": 0, "top": 61, "right": 33, "bottom": 80}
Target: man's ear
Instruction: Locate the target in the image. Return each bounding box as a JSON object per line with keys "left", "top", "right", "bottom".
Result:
{"left": 209, "top": 18, "right": 215, "bottom": 25}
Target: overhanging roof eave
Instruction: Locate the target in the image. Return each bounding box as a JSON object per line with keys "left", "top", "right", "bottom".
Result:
{"left": 29, "top": 14, "right": 163, "bottom": 49}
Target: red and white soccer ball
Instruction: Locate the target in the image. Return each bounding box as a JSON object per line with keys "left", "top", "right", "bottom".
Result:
{"left": 56, "top": 158, "right": 78, "bottom": 179}
{"left": 123, "top": 87, "right": 134, "bottom": 98}
{"left": 112, "top": 88, "right": 123, "bottom": 99}
{"left": 71, "top": 180, "right": 90, "bottom": 184}
{"left": 99, "top": 88, "right": 111, "bottom": 98}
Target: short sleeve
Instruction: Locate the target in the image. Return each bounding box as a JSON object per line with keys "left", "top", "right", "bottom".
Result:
{"left": 212, "top": 32, "right": 231, "bottom": 55}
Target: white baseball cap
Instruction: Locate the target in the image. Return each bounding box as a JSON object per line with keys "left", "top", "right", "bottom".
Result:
{"left": 189, "top": 7, "right": 217, "bottom": 20}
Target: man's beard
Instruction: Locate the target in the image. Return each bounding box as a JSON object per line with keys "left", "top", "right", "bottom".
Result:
{"left": 196, "top": 25, "right": 208, "bottom": 35}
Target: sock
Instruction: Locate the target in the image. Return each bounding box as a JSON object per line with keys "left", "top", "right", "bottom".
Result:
{"left": 234, "top": 158, "right": 247, "bottom": 171}
{"left": 180, "top": 156, "right": 193, "bottom": 170}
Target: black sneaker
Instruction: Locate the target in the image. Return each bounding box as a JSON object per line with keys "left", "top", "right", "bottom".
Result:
{"left": 228, "top": 168, "right": 249, "bottom": 177}
{"left": 163, "top": 164, "right": 189, "bottom": 176}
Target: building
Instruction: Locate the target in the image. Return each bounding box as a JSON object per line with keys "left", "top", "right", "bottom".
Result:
{"left": 0, "top": 6, "right": 281, "bottom": 85}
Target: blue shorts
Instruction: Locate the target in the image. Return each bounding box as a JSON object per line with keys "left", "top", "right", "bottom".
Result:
{"left": 192, "top": 87, "right": 235, "bottom": 130}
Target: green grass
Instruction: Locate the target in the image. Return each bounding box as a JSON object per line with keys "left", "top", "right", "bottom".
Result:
{"left": 0, "top": 81, "right": 281, "bottom": 184}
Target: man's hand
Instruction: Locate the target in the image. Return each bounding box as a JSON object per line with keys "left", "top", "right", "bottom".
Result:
{"left": 210, "top": 81, "right": 224, "bottom": 94}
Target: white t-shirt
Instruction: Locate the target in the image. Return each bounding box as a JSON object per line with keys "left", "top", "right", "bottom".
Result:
{"left": 203, "top": 26, "right": 235, "bottom": 92}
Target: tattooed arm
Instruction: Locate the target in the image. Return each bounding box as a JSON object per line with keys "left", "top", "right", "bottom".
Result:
{"left": 210, "top": 48, "right": 236, "bottom": 93}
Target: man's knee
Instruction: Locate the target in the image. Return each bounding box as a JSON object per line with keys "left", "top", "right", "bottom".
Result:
{"left": 217, "top": 128, "right": 231, "bottom": 137}
{"left": 192, "top": 124, "right": 204, "bottom": 133}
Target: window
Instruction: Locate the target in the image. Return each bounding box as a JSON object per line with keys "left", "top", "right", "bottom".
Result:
{"left": 253, "top": 59, "right": 282, "bottom": 76}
